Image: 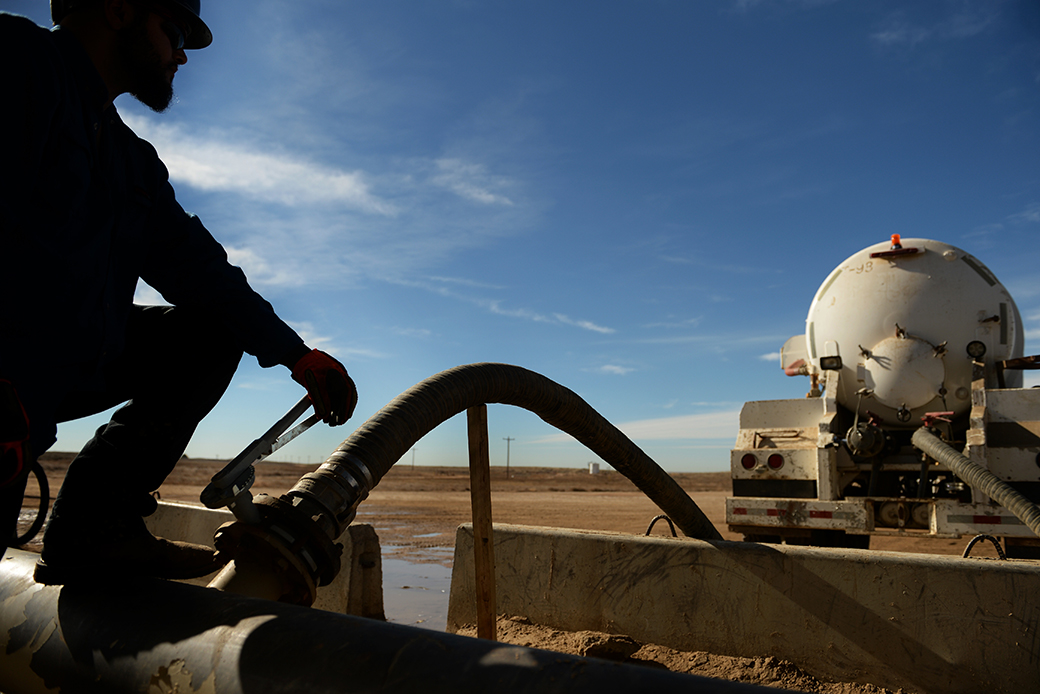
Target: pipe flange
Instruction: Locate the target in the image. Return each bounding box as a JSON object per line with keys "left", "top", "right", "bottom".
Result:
{"left": 214, "top": 493, "right": 343, "bottom": 598}
{"left": 214, "top": 518, "right": 318, "bottom": 605}
{"left": 259, "top": 494, "right": 343, "bottom": 585}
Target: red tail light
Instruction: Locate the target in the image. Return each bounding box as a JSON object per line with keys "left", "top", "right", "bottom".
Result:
{"left": 740, "top": 454, "right": 757, "bottom": 470}
{"left": 767, "top": 454, "right": 785, "bottom": 470}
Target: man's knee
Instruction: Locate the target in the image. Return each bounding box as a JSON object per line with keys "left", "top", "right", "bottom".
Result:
{"left": 203, "top": 328, "right": 244, "bottom": 384}
{"left": 132, "top": 305, "right": 244, "bottom": 381}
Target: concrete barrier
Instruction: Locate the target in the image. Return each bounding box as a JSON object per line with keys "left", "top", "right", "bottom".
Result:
{"left": 447, "top": 523, "right": 1040, "bottom": 694}
{"left": 145, "top": 500, "right": 384, "bottom": 618}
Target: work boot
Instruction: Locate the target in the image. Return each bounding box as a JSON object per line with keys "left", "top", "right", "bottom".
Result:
{"left": 33, "top": 511, "right": 226, "bottom": 585}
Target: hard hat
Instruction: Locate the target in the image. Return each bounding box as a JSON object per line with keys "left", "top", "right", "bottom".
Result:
{"left": 50, "top": 0, "right": 213, "bottom": 49}
{"left": 158, "top": 0, "right": 212, "bottom": 49}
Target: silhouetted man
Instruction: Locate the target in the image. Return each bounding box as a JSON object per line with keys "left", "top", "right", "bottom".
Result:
{"left": 0, "top": 0, "right": 357, "bottom": 584}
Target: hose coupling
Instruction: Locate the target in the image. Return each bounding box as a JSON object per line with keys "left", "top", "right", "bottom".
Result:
{"left": 212, "top": 493, "right": 342, "bottom": 605}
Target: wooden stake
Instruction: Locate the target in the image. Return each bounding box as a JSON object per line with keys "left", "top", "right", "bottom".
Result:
{"left": 467, "top": 405, "right": 497, "bottom": 641}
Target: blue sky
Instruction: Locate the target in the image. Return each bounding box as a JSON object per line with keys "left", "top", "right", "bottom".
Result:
{"left": 10, "top": 0, "right": 1040, "bottom": 473}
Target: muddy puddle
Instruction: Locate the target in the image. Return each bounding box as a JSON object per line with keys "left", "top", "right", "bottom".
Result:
{"left": 381, "top": 557, "right": 453, "bottom": 631}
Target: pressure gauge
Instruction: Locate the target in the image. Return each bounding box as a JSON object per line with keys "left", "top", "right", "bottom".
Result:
{"left": 966, "top": 341, "right": 987, "bottom": 359}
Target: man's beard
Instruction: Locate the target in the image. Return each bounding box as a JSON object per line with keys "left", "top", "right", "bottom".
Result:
{"left": 115, "top": 16, "right": 176, "bottom": 112}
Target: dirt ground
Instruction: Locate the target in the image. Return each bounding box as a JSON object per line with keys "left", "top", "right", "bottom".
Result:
{"left": 154, "top": 454, "right": 1000, "bottom": 562}
{"left": 23, "top": 452, "right": 990, "bottom": 562}
{"left": 18, "top": 452, "right": 998, "bottom": 693}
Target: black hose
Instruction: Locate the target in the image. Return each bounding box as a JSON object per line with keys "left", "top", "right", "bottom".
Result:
{"left": 8, "top": 461, "right": 49, "bottom": 547}
{"left": 289, "top": 363, "right": 722, "bottom": 543}
{"left": 911, "top": 427, "right": 1040, "bottom": 538}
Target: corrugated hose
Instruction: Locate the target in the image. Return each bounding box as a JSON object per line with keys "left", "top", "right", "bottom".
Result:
{"left": 912, "top": 426, "right": 1040, "bottom": 538}
{"left": 289, "top": 362, "right": 722, "bottom": 543}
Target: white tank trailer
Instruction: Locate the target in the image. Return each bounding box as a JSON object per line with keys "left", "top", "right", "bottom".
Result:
{"left": 727, "top": 236, "right": 1040, "bottom": 556}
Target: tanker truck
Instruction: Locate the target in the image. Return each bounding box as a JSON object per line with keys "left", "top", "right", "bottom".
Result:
{"left": 726, "top": 236, "right": 1040, "bottom": 556}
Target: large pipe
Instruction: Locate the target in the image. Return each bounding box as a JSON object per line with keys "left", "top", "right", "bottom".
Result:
{"left": 912, "top": 427, "right": 1040, "bottom": 537}
{"left": 215, "top": 364, "right": 721, "bottom": 602}
{"left": 0, "top": 548, "right": 769, "bottom": 694}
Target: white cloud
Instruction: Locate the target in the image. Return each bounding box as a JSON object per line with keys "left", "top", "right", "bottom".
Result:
{"left": 427, "top": 276, "right": 506, "bottom": 290}
{"left": 123, "top": 114, "right": 395, "bottom": 215}
{"left": 389, "top": 277, "right": 617, "bottom": 335}
{"left": 117, "top": 114, "right": 535, "bottom": 293}
{"left": 871, "top": 22, "right": 932, "bottom": 47}
{"left": 658, "top": 254, "right": 765, "bottom": 275}
{"left": 596, "top": 364, "right": 635, "bottom": 375}
{"left": 871, "top": 5, "right": 1000, "bottom": 48}
{"left": 1004, "top": 278, "right": 1040, "bottom": 300}
{"left": 389, "top": 326, "right": 433, "bottom": 339}
{"left": 730, "top": 0, "right": 837, "bottom": 13}
{"left": 534, "top": 409, "right": 740, "bottom": 443}
{"left": 758, "top": 351, "right": 781, "bottom": 363}
{"left": 480, "top": 301, "right": 615, "bottom": 334}
{"left": 643, "top": 317, "right": 702, "bottom": 329}
{"left": 1009, "top": 203, "right": 1040, "bottom": 225}
{"left": 431, "top": 158, "right": 515, "bottom": 206}
{"left": 619, "top": 410, "right": 740, "bottom": 440}
{"left": 234, "top": 379, "right": 285, "bottom": 392}
{"left": 284, "top": 321, "right": 387, "bottom": 362}
{"left": 553, "top": 313, "right": 615, "bottom": 334}
{"left": 485, "top": 301, "right": 548, "bottom": 323}
{"left": 940, "top": 6, "right": 999, "bottom": 39}
{"left": 969, "top": 203, "right": 1038, "bottom": 241}
{"left": 635, "top": 332, "right": 786, "bottom": 347}
{"left": 965, "top": 223, "right": 1005, "bottom": 239}
{"left": 284, "top": 320, "right": 333, "bottom": 351}
{"left": 225, "top": 246, "right": 304, "bottom": 287}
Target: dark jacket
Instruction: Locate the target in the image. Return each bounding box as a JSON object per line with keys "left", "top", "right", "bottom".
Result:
{"left": 0, "top": 14, "right": 303, "bottom": 402}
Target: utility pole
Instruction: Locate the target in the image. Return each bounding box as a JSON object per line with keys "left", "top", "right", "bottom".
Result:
{"left": 502, "top": 437, "right": 514, "bottom": 479}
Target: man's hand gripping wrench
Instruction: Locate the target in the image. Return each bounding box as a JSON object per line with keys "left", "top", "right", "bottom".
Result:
{"left": 200, "top": 396, "right": 318, "bottom": 524}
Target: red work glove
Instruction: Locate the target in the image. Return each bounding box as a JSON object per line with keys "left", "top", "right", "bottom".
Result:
{"left": 0, "top": 379, "right": 30, "bottom": 488}
{"left": 291, "top": 350, "right": 358, "bottom": 426}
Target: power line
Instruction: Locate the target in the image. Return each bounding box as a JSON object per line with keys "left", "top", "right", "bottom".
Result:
{"left": 501, "top": 437, "right": 513, "bottom": 480}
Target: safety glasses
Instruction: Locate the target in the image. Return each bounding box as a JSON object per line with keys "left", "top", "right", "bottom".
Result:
{"left": 159, "top": 18, "right": 185, "bottom": 51}
{"left": 139, "top": 2, "right": 188, "bottom": 51}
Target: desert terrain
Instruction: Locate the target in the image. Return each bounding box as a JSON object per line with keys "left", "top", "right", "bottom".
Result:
{"left": 16, "top": 452, "right": 1000, "bottom": 692}
{"left": 19, "top": 451, "right": 993, "bottom": 562}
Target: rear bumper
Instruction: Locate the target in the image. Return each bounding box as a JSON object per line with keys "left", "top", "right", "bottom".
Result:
{"left": 726, "top": 496, "right": 1037, "bottom": 538}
